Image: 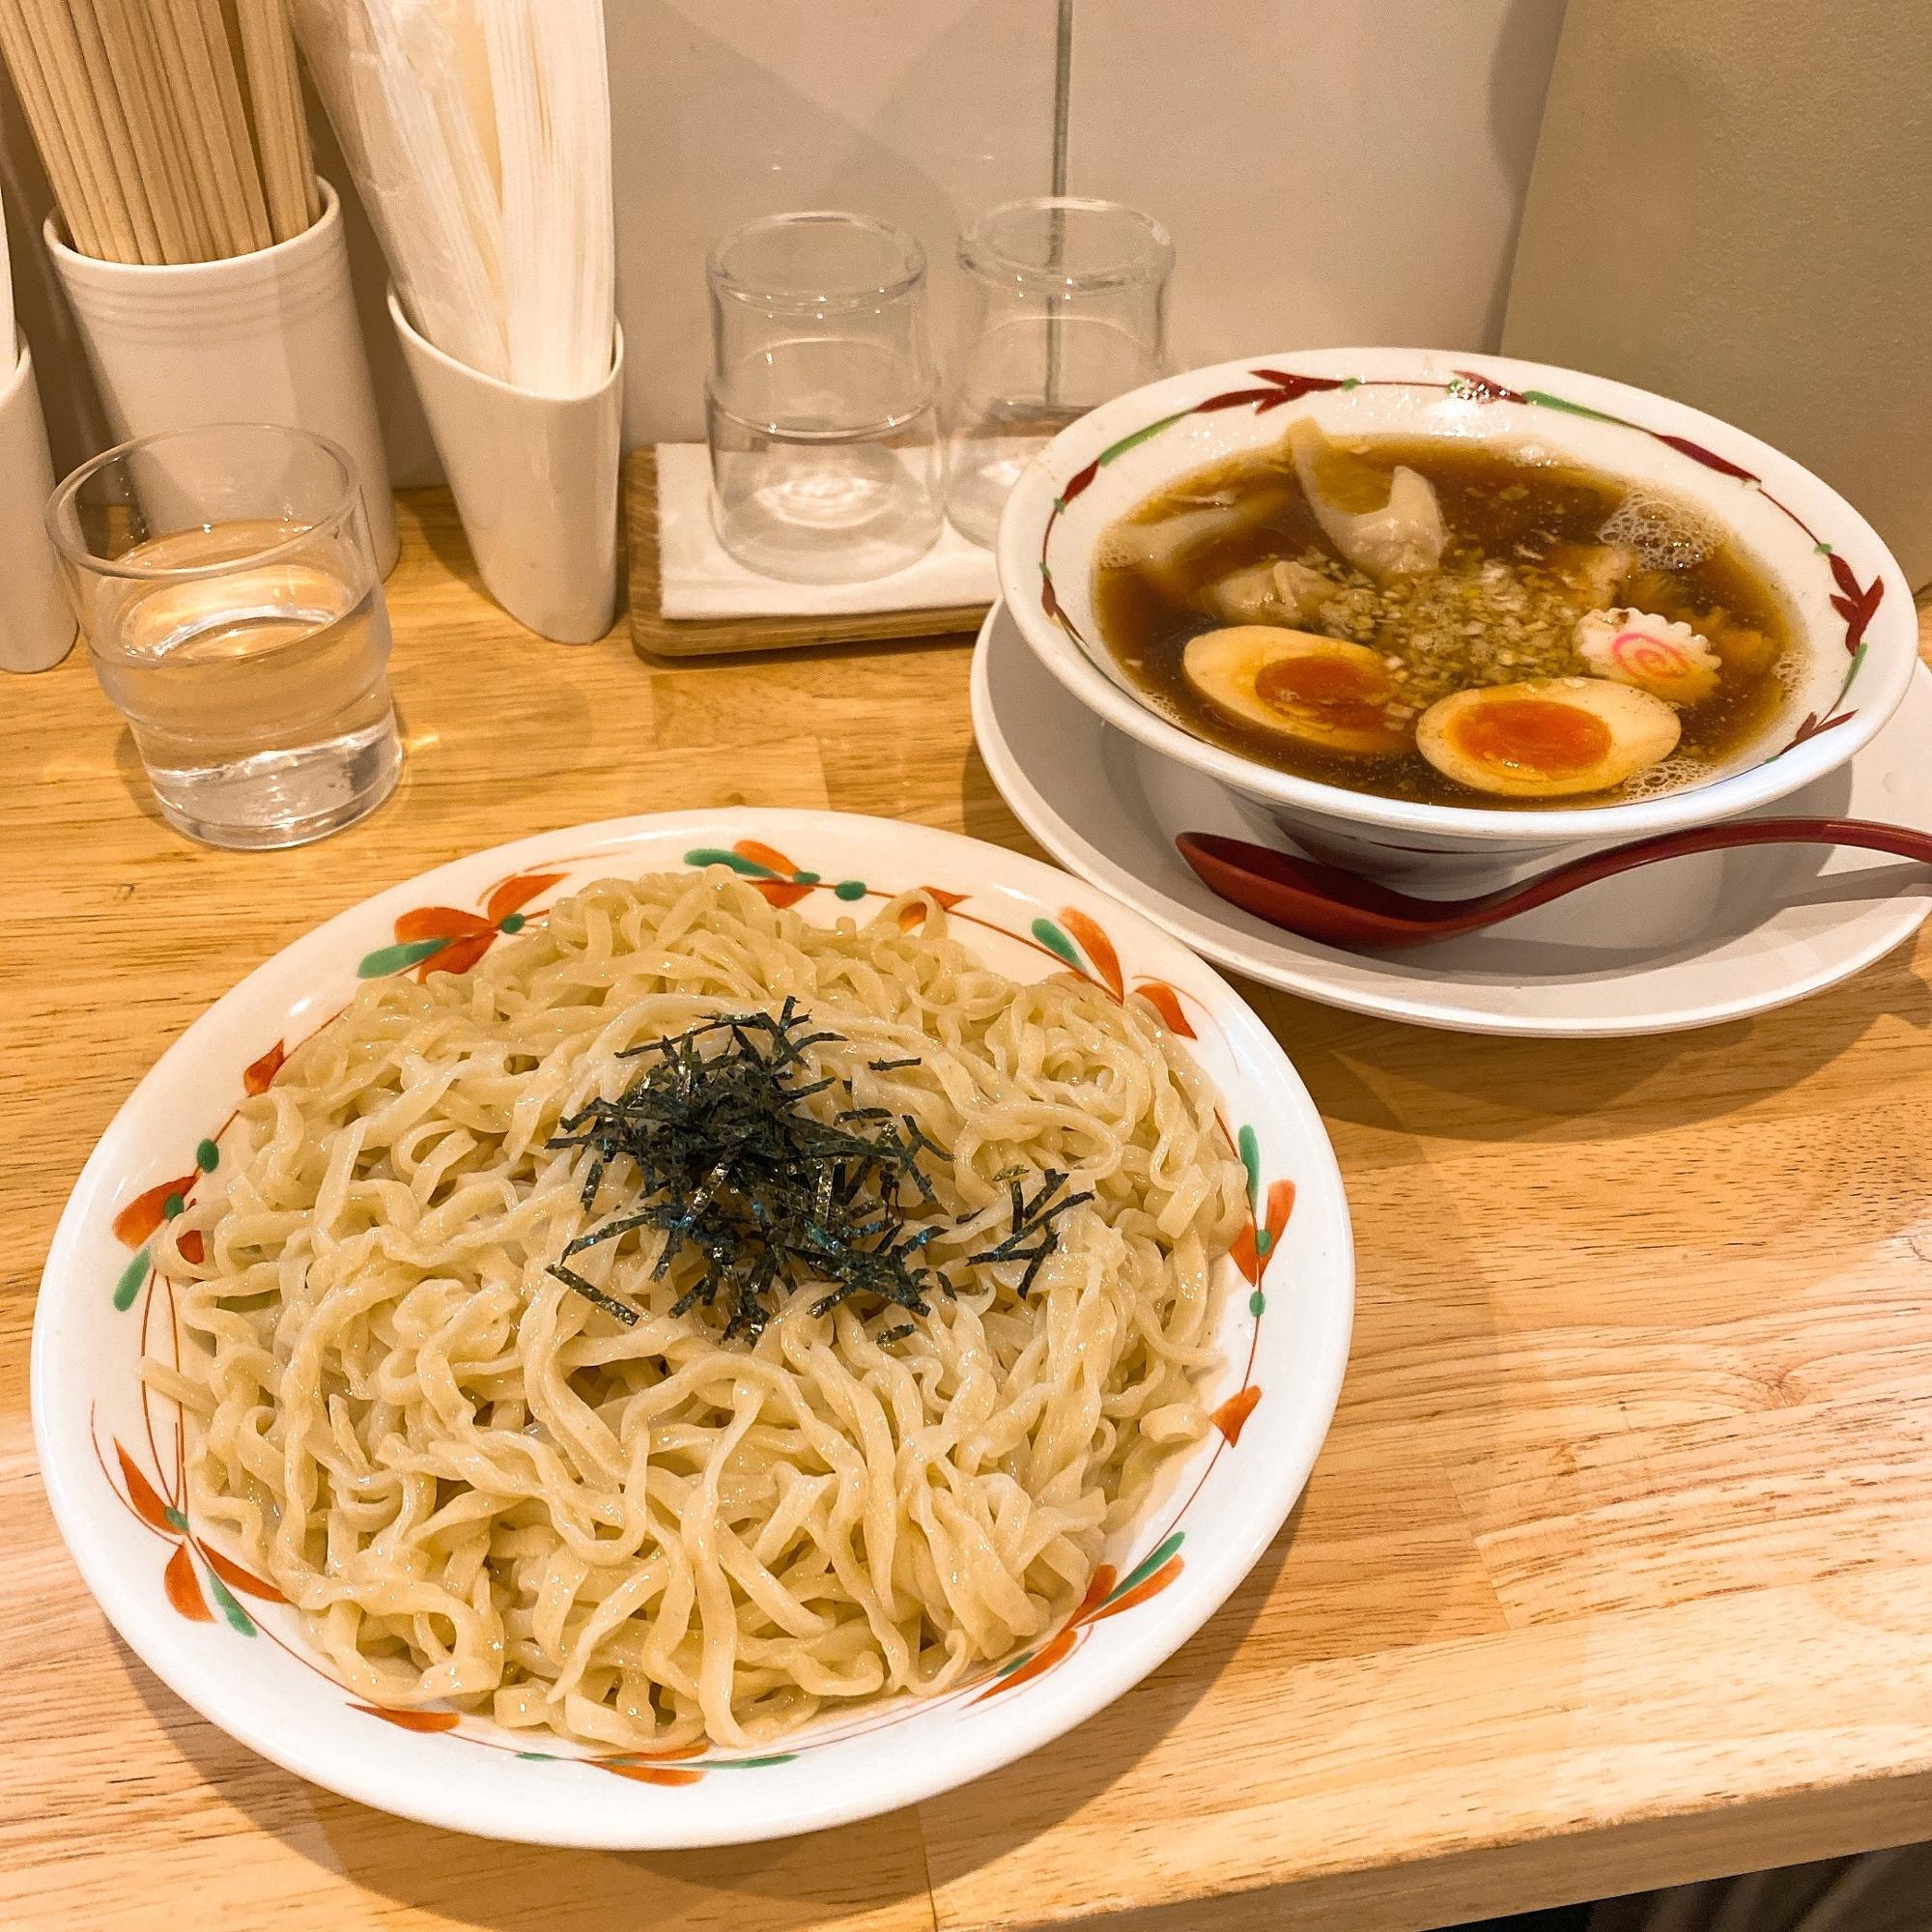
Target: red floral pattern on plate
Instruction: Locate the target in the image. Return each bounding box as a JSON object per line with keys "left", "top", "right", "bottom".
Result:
{"left": 357, "top": 872, "right": 564, "bottom": 980}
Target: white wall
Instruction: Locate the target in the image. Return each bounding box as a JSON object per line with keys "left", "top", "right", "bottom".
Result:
{"left": 607, "top": 0, "right": 1061, "bottom": 452}
{"left": 1065, "top": 0, "right": 1569, "bottom": 369}
{"left": 1, "top": 0, "right": 1567, "bottom": 483}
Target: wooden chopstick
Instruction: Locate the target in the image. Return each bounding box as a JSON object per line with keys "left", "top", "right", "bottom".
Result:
{"left": 120, "top": 0, "right": 222, "bottom": 261}
{"left": 93, "top": 0, "right": 214, "bottom": 262}
{"left": 235, "top": 0, "right": 315, "bottom": 242}
{"left": 2, "top": 0, "right": 321, "bottom": 265}
{"left": 0, "top": 0, "right": 105, "bottom": 257}
{"left": 193, "top": 0, "right": 272, "bottom": 252}
{"left": 150, "top": 0, "right": 251, "bottom": 255}
{"left": 68, "top": 0, "right": 169, "bottom": 263}
{"left": 20, "top": 0, "right": 141, "bottom": 262}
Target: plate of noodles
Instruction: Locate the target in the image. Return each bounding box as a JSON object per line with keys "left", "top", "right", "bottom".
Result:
{"left": 33, "top": 809, "right": 1350, "bottom": 1846}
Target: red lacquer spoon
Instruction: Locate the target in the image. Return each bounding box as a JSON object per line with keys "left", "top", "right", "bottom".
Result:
{"left": 1176, "top": 818, "right": 1932, "bottom": 951}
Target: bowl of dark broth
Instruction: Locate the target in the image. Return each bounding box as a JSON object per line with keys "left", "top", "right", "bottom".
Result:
{"left": 997, "top": 350, "right": 1917, "bottom": 880}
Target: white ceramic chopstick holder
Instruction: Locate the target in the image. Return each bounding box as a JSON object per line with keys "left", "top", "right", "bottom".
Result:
{"left": 0, "top": 341, "right": 75, "bottom": 673}
{"left": 388, "top": 288, "right": 623, "bottom": 645}
{"left": 44, "top": 179, "right": 398, "bottom": 575}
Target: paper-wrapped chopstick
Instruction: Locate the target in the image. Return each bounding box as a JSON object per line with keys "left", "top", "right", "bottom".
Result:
{"left": 292, "top": 0, "right": 613, "bottom": 397}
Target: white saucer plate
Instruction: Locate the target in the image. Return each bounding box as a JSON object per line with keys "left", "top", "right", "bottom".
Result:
{"left": 972, "top": 603, "right": 1932, "bottom": 1037}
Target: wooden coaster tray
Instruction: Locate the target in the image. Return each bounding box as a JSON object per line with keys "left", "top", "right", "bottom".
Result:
{"left": 625, "top": 448, "right": 989, "bottom": 658}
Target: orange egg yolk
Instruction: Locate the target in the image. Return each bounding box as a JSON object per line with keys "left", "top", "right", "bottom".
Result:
{"left": 1449, "top": 697, "right": 1611, "bottom": 777}
{"left": 1255, "top": 655, "right": 1390, "bottom": 731}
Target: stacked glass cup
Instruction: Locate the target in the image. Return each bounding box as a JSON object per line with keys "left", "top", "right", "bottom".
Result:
{"left": 706, "top": 199, "right": 1173, "bottom": 582}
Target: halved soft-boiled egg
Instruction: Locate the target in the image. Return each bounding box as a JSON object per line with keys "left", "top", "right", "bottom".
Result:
{"left": 1182, "top": 626, "right": 1410, "bottom": 756}
{"left": 1416, "top": 676, "right": 1680, "bottom": 799}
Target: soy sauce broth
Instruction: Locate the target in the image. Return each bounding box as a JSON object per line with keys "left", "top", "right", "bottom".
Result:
{"left": 1094, "top": 432, "right": 1798, "bottom": 808}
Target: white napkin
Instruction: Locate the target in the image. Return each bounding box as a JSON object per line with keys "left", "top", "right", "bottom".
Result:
{"left": 654, "top": 443, "right": 999, "bottom": 619}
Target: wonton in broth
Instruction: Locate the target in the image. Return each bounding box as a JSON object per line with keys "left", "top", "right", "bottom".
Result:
{"left": 1094, "top": 420, "right": 1798, "bottom": 808}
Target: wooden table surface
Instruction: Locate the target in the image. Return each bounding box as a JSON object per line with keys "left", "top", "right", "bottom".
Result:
{"left": 7, "top": 488, "right": 1932, "bottom": 1932}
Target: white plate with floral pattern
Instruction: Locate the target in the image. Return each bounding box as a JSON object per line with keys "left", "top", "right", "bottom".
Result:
{"left": 32, "top": 810, "right": 1352, "bottom": 1848}
{"left": 973, "top": 603, "right": 1932, "bottom": 1037}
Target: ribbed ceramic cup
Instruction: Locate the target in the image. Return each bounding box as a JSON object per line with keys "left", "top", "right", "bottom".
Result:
{"left": 45, "top": 180, "right": 397, "bottom": 575}
{"left": 0, "top": 342, "right": 75, "bottom": 673}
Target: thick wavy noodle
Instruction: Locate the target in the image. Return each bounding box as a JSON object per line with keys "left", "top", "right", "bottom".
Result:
{"left": 150, "top": 868, "right": 1246, "bottom": 1749}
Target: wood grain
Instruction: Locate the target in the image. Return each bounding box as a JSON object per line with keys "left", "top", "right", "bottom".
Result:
{"left": 626, "top": 448, "right": 989, "bottom": 658}
{"left": 5, "top": 489, "right": 1932, "bottom": 1932}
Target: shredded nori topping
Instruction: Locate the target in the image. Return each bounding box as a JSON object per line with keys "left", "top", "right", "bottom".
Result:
{"left": 545, "top": 1000, "right": 1056, "bottom": 1343}
{"left": 965, "top": 1170, "right": 1094, "bottom": 1298}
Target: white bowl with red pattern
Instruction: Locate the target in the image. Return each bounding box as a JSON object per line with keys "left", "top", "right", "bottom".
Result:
{"left": 996, "top": 348, "right": 1918, "bottom": 882}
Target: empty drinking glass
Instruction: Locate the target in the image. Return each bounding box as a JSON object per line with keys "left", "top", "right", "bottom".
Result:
{"left": 706, "top": 212, "right": 943, "bottom": 583}
{"left": 944, "top": 198, "right": 1174, "bottom": 548}
{"left": 47, "top": 424, "right": 400, "bottom": 849}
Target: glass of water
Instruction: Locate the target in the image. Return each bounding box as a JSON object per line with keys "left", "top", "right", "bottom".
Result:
{"left": 46, "top": 424, "right": 400, "bottom": 850}
{"left": 706, "top": 212, "right": 942, "bottom": 583}
{"left": 944, "top": 199, "right": 1174, "bottom": 548}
